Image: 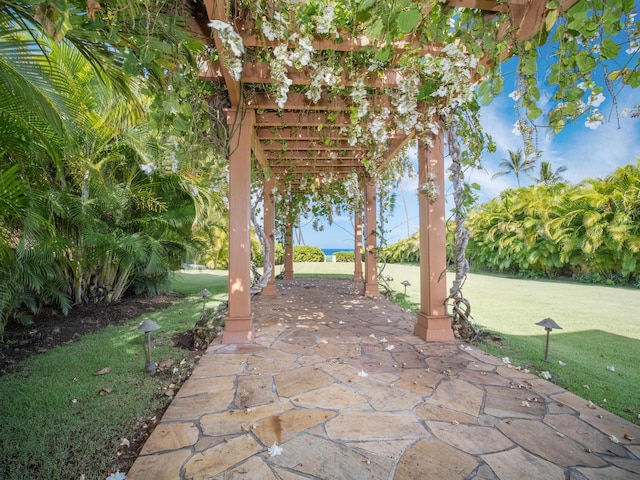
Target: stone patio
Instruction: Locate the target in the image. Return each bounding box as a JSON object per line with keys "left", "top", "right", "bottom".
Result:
{"left": 127, "top": 279, "right": 640, "bottom": 480}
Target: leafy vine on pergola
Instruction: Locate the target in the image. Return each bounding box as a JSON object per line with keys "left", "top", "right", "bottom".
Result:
{"left": 197, "top": 0, "right": 638, "bottom": 220}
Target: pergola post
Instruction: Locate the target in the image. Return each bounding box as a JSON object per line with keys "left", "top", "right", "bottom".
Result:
{"left": 363, "top": 175, "right": 380, "bottom": 297}
{"left": 223, "top": 108, "right": 255, "bottom": 344}
{"left": 353, "top": 206, "right": 364, "bottom": 282}
{"left": 413, "top": 129, "right": 455, "bottom": 341}
{"left": 284, "top": 220, "right": 294, "bottom": 280}
{"left": 262, "top": 176, "right": 276, "bottom": 295}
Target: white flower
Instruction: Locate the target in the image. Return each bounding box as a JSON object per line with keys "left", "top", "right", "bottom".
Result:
{"left": 626, "top": 39, "right": 640, "bottom": 54}
{"left": 171, "top": 152, "right": 178, "bottom": 173}
{"left": 512, "top": 120, "right": 526, "bottom": 136}
{"left": 292, "top": 36, "right": 314, "bottom": 67}
{"left": 268, "top": 443, "right": 283, "bottom": 456}
{"left": 588, "top": 92, "right": 606, "bottom": 107}
{"left": 509, "top": 90, "right": 523, "bottom": 101}
{"left": 140, "top": 162, "right": 157, "bottom": 175}
{"left": 261, "top": 20, "right": 277, "bottom": 41}
{"left": 208, "top": 20, "right": 244, "bottom": 80}
{"left": 585, "top": 111, "right": 605, "bottom": 130}
{"left": 621, "top": 108, "right": 631, "bottom": 117}
{"left": 316, "top": 5, "right": 335, "bottom": 34}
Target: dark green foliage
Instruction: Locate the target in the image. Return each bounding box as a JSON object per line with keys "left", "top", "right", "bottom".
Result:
{"left": 293, "top": 245, "right": 325, "bottom": 262}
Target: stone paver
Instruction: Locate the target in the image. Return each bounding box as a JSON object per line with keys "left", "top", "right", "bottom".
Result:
{"left": 127, "top": 279, "right": 640, "bottom": 479}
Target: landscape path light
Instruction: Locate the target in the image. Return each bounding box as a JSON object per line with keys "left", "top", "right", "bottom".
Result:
{"left": 400, "top": 280, "right": 411, "bottom": 297}
{"left": 137, "top": 319, "right": 161, "bottom": 375}
{"left": 535, "top": 317, "right": 563, "bottom": 363}
{"left": 199, "top": 288, "right": 211, "bottom": 318}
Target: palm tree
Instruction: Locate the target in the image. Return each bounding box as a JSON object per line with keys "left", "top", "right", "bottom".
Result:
{"left": 491, "top": 148, "right": 536, "bottom": 187}
{"left": 534, "top": 161, "right": 568, "bottom": 186}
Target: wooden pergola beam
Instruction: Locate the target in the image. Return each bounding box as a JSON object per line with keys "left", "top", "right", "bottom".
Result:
{"left": 271, "top": 165, "right": 364, "bottom": 174}
{"left": 247, "top": 93, "right": 353, "bottom": 111}
{"left": 264, "top": 151, "right": 366, "bottom": 160}
{"left": 240, "top": 62, "right": 403, "bottom": 89}
{"left": 446, "top": 0, "right": 510, "bottom": 11}
{"left": 255, "top": 111, "right": 353, "bottom": 126}
{"left": 270, "top": 159, "right": 365, "bottom": 167}
{"left": 204, "top": 0, "right": 242, "bottom": 106}
{"left": 256, "top": 127, "right": 347, "bottom": 140}
{"left": 261, "top": 140, "right": 361, "bottom": 151}
{"left": 251, "top": 130, "right": 269, "bottom": 170}
{"left": 234, "top": 20, "right": 441, "bottom": 56}
{"left": 265, "top": 150, "right": 365, "bottom": 158}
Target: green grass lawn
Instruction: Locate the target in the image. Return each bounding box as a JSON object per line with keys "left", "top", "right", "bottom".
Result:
{"left": 291, "top": 261, "right": 640, "bottom": 425}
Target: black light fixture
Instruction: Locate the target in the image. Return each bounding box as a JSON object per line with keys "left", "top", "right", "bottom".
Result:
{"left": 137, "top": 319, "right": 161, "bottom": 375}
{"left": 535, "top": 317, "right": 563, "bottom": 363}
{"left": 400, "top": 280, "right": 411, "bottom": 297}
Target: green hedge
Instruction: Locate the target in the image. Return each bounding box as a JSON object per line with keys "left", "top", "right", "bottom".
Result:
{"left": 252, "top": 241, "right": 285, "bottom": 267}
{"left": 334, "top": 251, "right": 355, "bottom": 262}
{"left": 293, "top": 245, "right": 325, "bottom": 262}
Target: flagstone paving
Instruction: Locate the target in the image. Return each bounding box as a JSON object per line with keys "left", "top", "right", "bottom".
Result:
{"left": 127, "top": 278, "right": 640, "bottom": 480}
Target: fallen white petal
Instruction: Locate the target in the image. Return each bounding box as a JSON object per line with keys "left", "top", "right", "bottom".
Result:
{"left": 120, "top": 438, "right": 130, "bottom": 448}
{"left": 609, "top": 434, "right": 619, "bottom": 444}
{"left": 385, "top": 345, "right": 395, "bottom": 351}
{"left": 369, "top": 334, "right": 376, "bottom": 339}
{"left": 541, "top": 371, "right": 552, "bottom": 380}
{"left": 607, "top": 365, "right": 615, "bottom": 372}
{"left": 358, "top": 370, "right": 369, "bottom": 377}
{"left": 558, "top": 360, "right": 566, "bottom": 366}
{"left": 268, "top": 443, "right": 283, "bottom": 456}
{"left": 379, "top": 337, "right": 387, "bottom": 343}
{"left": 502, "top": 357, "right": 510, "bottom": 364}
{"left": 338, "top": 320, "right": 345, "bottom": 324}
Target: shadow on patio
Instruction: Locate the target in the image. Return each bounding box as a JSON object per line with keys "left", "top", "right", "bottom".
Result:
{"left": 127, "top": 278, "right": 640, "bottom": 479}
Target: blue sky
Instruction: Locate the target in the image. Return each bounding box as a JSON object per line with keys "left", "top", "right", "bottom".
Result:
{"left": 298, "top": 67, "right": 640, "bottom": 250}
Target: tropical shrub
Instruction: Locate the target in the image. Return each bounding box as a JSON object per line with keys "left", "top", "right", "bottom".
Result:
{"left": 466, "top": 162, "right": 640, "bottom": 285}
{"left": 381, "top": 234, "right": 420, "bottom": 264}
{"left": 334, "top": 251, "right": 355, "bottom": 262}
{"left": 251, "top": 240, "right": 285, "bottom": 267}
{"left": 293, "top": 246, "right": 325, "bottom": 262}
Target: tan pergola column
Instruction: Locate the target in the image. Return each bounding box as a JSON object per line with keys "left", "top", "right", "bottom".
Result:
{"left": 284, "top": 221, "right": 294, "bottom": 280}
{"left": 363, "top": 175, "right": 380, "bottom": 297}
{"left": 223, "top": 108, "right": 254, "bottom": 344}
{"left": 262, "top": 176, "right": 276, "bottom": 295}
{"left": 353, "top": 207, "right": 364, "bottom": 282}
{"left": 413, "top": 131, "right": 454, "bottom": 341}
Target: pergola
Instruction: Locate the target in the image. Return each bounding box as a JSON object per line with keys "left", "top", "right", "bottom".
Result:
{"left": 189, "top": 0, "right": 570, "bottom": 343}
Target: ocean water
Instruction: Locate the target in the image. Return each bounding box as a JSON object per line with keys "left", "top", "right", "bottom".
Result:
{"left": 321, "top": 248, "right": 354, "bottom": 256}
